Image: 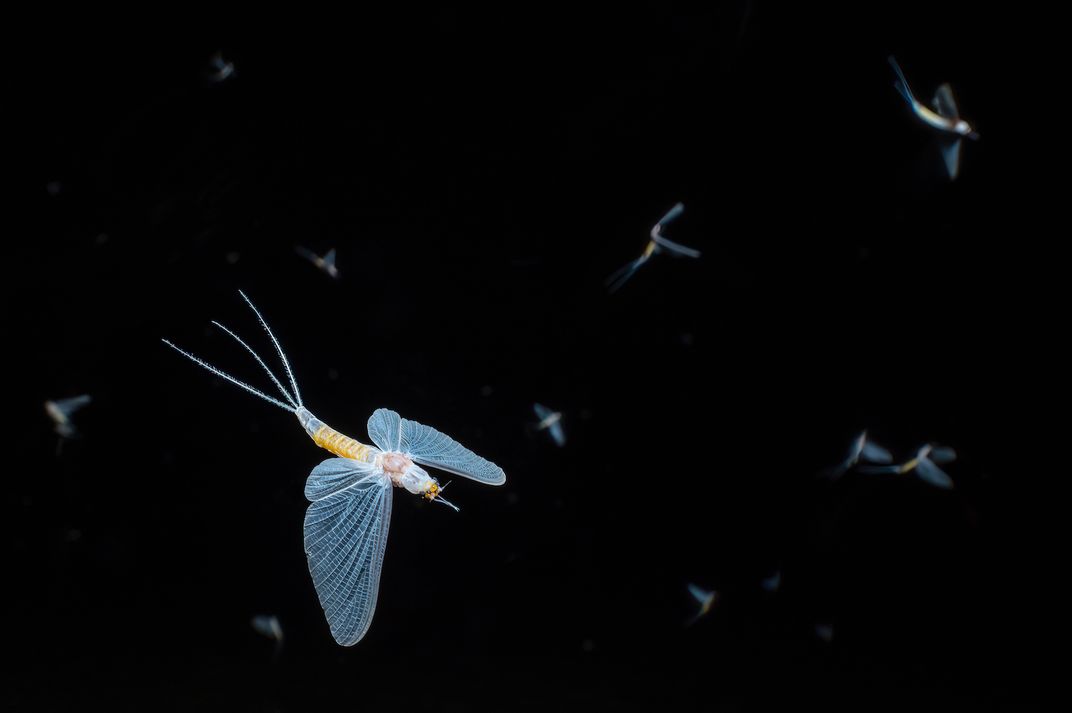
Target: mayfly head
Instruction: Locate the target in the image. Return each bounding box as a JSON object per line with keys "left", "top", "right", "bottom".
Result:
{"left": 425, "top": 479, "right": 460, "bottom": 512}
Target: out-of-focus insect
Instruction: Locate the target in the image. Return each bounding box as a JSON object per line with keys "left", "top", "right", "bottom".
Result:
{"left": 815, "top": 623, "right": 834, "bottom": 643}
{"left": 761, "top": 569, "right": 781, "bottom": 593}
{"left": 606, "top": 203, "right": 700, "bottom": 293}
{"left": 532, "top": 403, "right": 566, "bottom": 447}
{"left": 860, "top": 443, "right": 957, "bottom": 489}
{"left": 295, "top": 246, "right": 339, "bottom": 279}
{"left": 163, "top": 291, "right": 506, "bottom": 645}
{"left": 824, "top": 430, "right": 893, "bottom": 480}
{"left": 251, "top": 614, "right": 284, "bottom": 656}
{"left": 45, "top": 395, "right": 91, "bottom": 439}
{"left": 207, "top": 51, "right": 235, "bottom": 83}
{"left": 686, "top": 583, "right": 718, "bottom": 626}
{"left": 888, "top": 55, "right": 979, "bottom": 180}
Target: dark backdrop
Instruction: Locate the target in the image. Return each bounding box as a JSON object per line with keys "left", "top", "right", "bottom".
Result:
{"left": 8, "top": 5, "right": 1056, "bottom": 711}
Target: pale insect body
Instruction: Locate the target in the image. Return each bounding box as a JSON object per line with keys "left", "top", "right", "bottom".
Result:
{"left": 295, "top": 246, "right": 339, "bottom": 279}
{"left": 888, "top": 56, "right": 979, "bottom": 180}
{"left": 606, "top": 202, "right": 701, "bottom": 293}
{"left": 164, "top": 291, "right": 506, "bottom": 646}
{"left": 532, "top": 402, "right": 566, "bottom": 447}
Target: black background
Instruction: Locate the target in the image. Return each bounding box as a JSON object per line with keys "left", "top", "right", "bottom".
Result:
{"left": 8, "top": 5, "right": 1058, "bottom": 711}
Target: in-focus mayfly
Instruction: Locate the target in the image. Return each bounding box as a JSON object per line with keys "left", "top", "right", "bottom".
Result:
{"left": 163, "top": 291, "right": 506, "bottom": 645}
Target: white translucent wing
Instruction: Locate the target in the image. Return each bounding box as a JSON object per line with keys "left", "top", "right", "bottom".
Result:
{"left": 52, "top": 394, "right": 92, "bottom": 415}
{"left": 860, "top": 440, "right": 893, "bottom": 464}
{"left": 400, "top": 415, "right": 506, "bottom": 485}
{"left": 305, "top": 457, "right": 380, "bottom": 500}
{"left": 687, "top": 583, "right": 712, "bottom": 604}
{"left": 304, "top": 460, "right": 393, "bottom": 646}
{"left": 652, "top": 234, "right": 702, "bottom": 258}
{"left": 656, "top": 202, "right": 685, "bottom": 227}
{"left": 367, "top": 408, "right": 402, "bottom": 452}
{"left": 941, "top": 138, "right": 962, "bottom": 181}
{"left": 548, "top": 421, "right": 567, "bottom": 447}
{"left": 915, "top": 457, "right": 954, "bottom": 489}
{"left": 533, "top": 403, "right": 553, "bottom": 421}
{"left": 929, "top": 445, "right": 957, "bottom": 464}
{"left": 932, "top": 83, "right": 959, "bottom": 119}
{"left": 323, "top": 248, "right": 337, "bottom": 267}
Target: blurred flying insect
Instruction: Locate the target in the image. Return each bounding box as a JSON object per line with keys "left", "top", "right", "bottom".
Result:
{"left": 824, "top": 430, "right": 893, "bottom": 480}
{"left": 45, "top": 395, "right": 91, "bottom": 441}
{"left": 532, "top": 403, "right": 566, "bottom": 447}
{"left": 860, "top": 443, "right": 957, "bottom": 489}
{"left": 606, "top": 202, "right": 700, "bottom": 293}
{"left": 686, "top": 583, "right": 719, "bottom": 626}
{"left": 761, "top": 569, "right": 782, "bottom": 593}
{"left": 888, "top": 55, "right": 979, "bottom": 180}
{"left": 295, "top": 246, "right": 339, "bottom": 279}
{"left": 206, "top": 51, "right": 235, "bottom": 83}
{"left": 250, "top": 614, "right": 284, "bottom": 657}
{"left": 163, "top": 291, "right": 506, "bottom": 645}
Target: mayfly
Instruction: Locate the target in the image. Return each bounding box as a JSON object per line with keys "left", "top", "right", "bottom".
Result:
{"left": 295, "top": 246, "right": 339, "bottom": 279}
{"left": 888, "top": 55, "right": 979, "bottom": 180}
{"left": 606, "top": 202, "right": 701, "bottom": 293}
{"left": 685, "top": 582, "right": 718, "bottom": 627}
{"left": 45, "top": 395, "right": 92, "bottom": 440}
{"left": 859, "top": 443, "right": 957, "bottom": 489}
{"left": 163, "top": 291, "right": 506, "bottom": 645}
{"left": 532, "top": 402, "right": 566, "bottom": 447}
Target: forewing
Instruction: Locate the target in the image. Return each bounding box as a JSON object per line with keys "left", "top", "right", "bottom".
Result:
{"left": 932, "top": 83, "right": 960, "bottom": 119}
{"left": 367, "top": 408, "right": 403, "bottom": 452}
{"left": 941, "top": 138, "right": 962, "bottom": 181}
{"left": 400, "top": 415, "right": 506, "bottom": 485}
{"left": 548, "top": 421, "right": 567, "bottom": 447}
{"left": 305, "top": 458, "right": 381, "bottom": 501}
{"left": 860, "top": 440, "right": 893, "bottom": 464}
{"left": 929, "top": 445, "right": 957, "bottom": 464}
{"left": 915, "top": 458, "right": 954, "bottom": 489}
{"left": 533, "top": 403, "right": 552, "bottom": 421}
{"left": 304, "top": 468, "right": 393, "bottom": 646}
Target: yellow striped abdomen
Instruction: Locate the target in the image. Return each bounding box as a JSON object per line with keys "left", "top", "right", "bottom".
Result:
{"left": 312, "top": 424, "right": 374, "bottom": 462}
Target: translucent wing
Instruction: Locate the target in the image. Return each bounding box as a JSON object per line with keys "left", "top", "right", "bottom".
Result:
{"left": 656, "top": 202, "right": 685, "bottom": 228}
{"left": 860, "top": 440, "right": 893, "bottom": 464}
{"left": 304, "top": 459, "right": 393, "bottom": 646}
{"left": 932, "top": 83, "right": 959, "bottom": 119}
{"left": 929, "top": 444, "right": 957, "bottom": 464}
{"left": 548, "top": 421, "right": 567, "bottom": 448}
{"left": 323, "top": 248, "right": 337, "bottom": 267}
{"left": 367, "top": 408, "right": 402, "bottom": 452}
{"left": 533, "top": 403, "right": 553, "bottom": 421}
{"left": 915, "top": 457, "right": 954, "bottom": 489}
{"left": 399, "top": 413, "right": 506, "bottom": 485}
{"left": 651, "top": 234, "right": 702, "bottom": 258}
{"left": 941, "top": 138, "right": 962, "bottom": 181}
{"left": 688, "top": 583, "right": 713, "bottom": 604}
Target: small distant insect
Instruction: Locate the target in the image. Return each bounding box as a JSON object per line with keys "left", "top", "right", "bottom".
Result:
{"left": 686, "top": 583, "right": 718, "bottom": 626}
{"left": 606, "top": 203, "right": 700, "bottom": 293}
{"left": 888, "top": 55, "right": 979, "bottom": 180}
{"left": 206, "top": 51, "right": 235, "bottom": 83}
{"left": 163, "top": 291, "right": 506, "bottom": 645}
{"left": 859, "top": 443, "right": 957, "bottom": 489}
{"left": 824, "top": 430, "right": 893, "bottom": 480}
{"left": 295, "top": 246, "right": 339, "bottom": 279}
{"left": 761, "top": 569, "right": 781, "bottom": 593}
{"left": 532, "top": 403, "right": 566, "bottom": 447}
{"left": 815, "top": 623, "right": 834, "bottom": 643}
{"left": 45, "top": 395, "right": 91, "bottom": 440}
{"left": 250, "top": 614, "right": 284, "bottom": 656}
